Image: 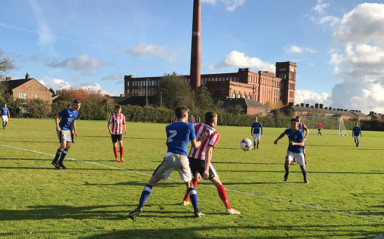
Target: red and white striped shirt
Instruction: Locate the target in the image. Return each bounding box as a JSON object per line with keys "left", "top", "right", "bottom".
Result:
{"left": 298, "top": 123, "right": 307, "bottom": 132}
{"left": 188, "top": 123, "right": 220, "bottom": 160}
{"left": 108, "top": 113, "right": 126, "bottom": 135}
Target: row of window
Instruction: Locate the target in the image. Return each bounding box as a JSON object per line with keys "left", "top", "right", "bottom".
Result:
{"left": 128, "top": 80, "right": 161, "bottom": 88}
{"left": 18, "top": 93, "right": 39, "bottom": 99}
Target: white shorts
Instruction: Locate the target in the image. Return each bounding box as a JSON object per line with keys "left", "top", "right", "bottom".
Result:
{"left": 57, "top": 130, "right": 71, "bottom": 143}
{"left": 286, "top": 151, "right": 305, "bottom": 166}
{"left": 1, "top": 115, "right": 8, "bottom": 122}
{"left": 354, "top": 136, "right": 360, "bottom": 140}
{"left": 253, "top": 134, "right": 261, "bottom": 140}
{"left": 152, "top": 152, "right": 192, "bottom": 182}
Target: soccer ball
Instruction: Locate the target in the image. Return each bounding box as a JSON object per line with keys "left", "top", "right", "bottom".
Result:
{"left": 240, "top": 138, "right": 253, "bottom": 151}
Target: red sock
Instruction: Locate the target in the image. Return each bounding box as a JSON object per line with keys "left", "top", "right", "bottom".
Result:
{"left": 113, "top": 147, "right": 118, "bottom": 158}
{"left": 120, "top": 146, "right": 124, "bottom": 159}
{"left": 217, "top": 184, "right": 231, "bottom": 209}
{"left": 183, "top": 178, "right": 199, "bottom": 202}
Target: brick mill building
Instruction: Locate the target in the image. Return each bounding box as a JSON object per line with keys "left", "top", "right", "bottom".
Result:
{"left": 124, "top": 61, "right": 297, "bottom": 106}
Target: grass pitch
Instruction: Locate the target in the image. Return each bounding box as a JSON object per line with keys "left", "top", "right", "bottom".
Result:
{"left": 0, "top": 119, "right": 384, "bottom": 238}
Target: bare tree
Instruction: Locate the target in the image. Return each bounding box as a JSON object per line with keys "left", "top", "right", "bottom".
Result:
{"left": 0, "top": 51, "right": 15, "bottom": 80}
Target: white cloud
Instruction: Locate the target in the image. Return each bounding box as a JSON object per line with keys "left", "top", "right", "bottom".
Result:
{"left": 295, "top": 89, "right": 332, "bottom": 106}
{"left": 202, "top": 0, "right": 245, "bottom": 12}
{"left": 210, "top": 50, "right": 275, "bottom": 72}
{"left": 102, "top": 73, "right": 122, "bottom": 81}
{"left": 124, "top": 44, "right": 177, "bottom": 62}
{"left": 285, "top": 45, "right": 317, "bottom": 54}
{"left": 39, "top": 78, "right": 71, "bottom": 90}
{"left": 333, "top": 3, "right": 384, "bottom": 45}
{"left": 327, "top": 3, "right": 384, "bottom": 113}
{"left": 313, "top": 0, "right": 328, "bottom": 14}
{"left": 28, "top": 0, "right": 56, "bottom": 47}
{"left": 48, "top": 54, "right": 103, "bottom": 70}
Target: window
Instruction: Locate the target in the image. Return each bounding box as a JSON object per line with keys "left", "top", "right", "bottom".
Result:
{"left": 19, "top": 93, "right": 27, "bottom": 99}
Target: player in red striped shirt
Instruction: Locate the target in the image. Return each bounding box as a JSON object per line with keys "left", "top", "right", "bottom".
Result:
{"left": 181, "top": 112, "right": 241, "bottom": 215}
{"left": 108, "top": 105, "right": 127, "bottom": 162}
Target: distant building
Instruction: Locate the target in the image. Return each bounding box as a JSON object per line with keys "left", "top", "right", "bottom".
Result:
{"left": 222, "top": 98, "right": 271, "bottom": 116}
{"left": 124, "top": 61, "right": 297, "bottom": 107}
{"left": 280, "top": 102, "right": 371, "bottom": 121}
{"left": 1, "top": 73, "right": 53, "bottom": 103}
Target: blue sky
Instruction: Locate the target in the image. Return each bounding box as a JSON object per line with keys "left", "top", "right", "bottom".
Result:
{"left": 1, "top": 0, "right": 384, "bottom": 113}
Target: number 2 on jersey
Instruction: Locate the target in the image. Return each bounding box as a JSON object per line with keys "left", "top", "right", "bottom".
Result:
{"left": 168, "top": 130, "right": 177, "bottom": 143}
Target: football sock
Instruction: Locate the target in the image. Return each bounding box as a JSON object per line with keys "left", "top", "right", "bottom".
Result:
{"left": 284, "top": 165, "right": 289, "bottom": 177}
{"left": 113, "top": 147, "right": 118, "bottom": 158}
{"left": 53, "top": 149, "right": 62, "bottom": 163}
{"left": 120, "top": 146, "right": 124, "bottom": 159}
{"left": 302, "top": 169, "right": 307, "bottom": 181}
{"left": 71, "top": 133, "right": 74, "bottom": 142}
{"left": 183, "top": 178, "right": 199, "bottom": 202}
{"left": 304, "top": 153, "right": 307, "bottom": 160}
{"left": 216, "top": 184, "right": 231, "bottom": 209}
{"left": 188, "top": 187, "right": 199, "bottom": 210}
{"left": 139, "top": 184, "right": 152, "bottom": 207}
{"left": 257, "top": 142, "right": 259, "bottom": 149}
{"left": 58, "top": 150, "right": 68, "bottom": 165}
{"left": 254, "top": 141, "right": 256, "bottom": 149}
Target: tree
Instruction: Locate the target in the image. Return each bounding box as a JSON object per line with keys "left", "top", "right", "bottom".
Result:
{"left": 194, "top": 85, "right": 216, "bottom": 112}
{"left": 152, "top": 73, "right": 195, "bottom": 110}
{"left": 0, "top": 51, "right": 14, "bottom": 80}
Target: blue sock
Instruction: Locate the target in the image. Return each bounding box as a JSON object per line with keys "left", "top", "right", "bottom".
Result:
{"left": 53, "top": 149, "right": 62, "bottom": 163}
{"left": 139, "top": 184, "right": 152, "bottom": 207}
{"left": 58, "top": 150, "right": 68, "bottom": 164}
{"left": 302, "top": 169, "right": 307, "bottom": 181}
{"left": 188, "top": 187, "right": 199, "bottom": 210}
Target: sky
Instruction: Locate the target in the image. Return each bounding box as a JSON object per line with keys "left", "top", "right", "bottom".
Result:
{"left": 1, "top": 0, "right": 384, "bottom": 114}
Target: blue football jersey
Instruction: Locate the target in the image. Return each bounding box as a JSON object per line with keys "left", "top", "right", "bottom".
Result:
{"left": 58, "top": 108, "right": 79, "bottom": 130}
{"left": 284, "top": 128, "right": 304, "bottom": 153}
{"left": 166, "top": 121, "right": 196, "bottom": 156}
{"left": 1, "top": 107, "right": 9, "bottom": 116}
{"left": 251, "top": 122, "right": 263, "bottom": 134}
{"left": 352, "top": 127, "right": 361, "bottom": 136}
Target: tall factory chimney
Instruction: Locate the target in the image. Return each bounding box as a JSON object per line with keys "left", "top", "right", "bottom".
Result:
{"left": 190, "top": 0, "right": 201, "bottom": 90}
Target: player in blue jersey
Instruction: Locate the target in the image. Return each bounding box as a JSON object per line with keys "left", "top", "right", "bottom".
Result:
{"left": 352, "top": 122, "right": 362, "bottom": 147}
{"left": 251, "top": 117, "right": 263, "bottom": 149}
{"left": 1, "top": 103, "right": 11, "bottom": 129}
{"left": 274, "top": 118, "right": 308, "bottom": 183}
{"left": 129, "top": 106, "right": 207, "bottom": 220}
{"left": 51, "top": 100, "right": 81, "bottom": 169}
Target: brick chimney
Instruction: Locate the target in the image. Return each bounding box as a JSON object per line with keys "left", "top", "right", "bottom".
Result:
{"left": 26, "top": 73, "right": 30, "bottom": 79}
{"left": 315, "top": 103, "right": 319, "bottom": 108}
{"left": 319, "top": 104, "right": 323, "bottom": 109}
{"left": 5, "top": 77, "right": 11, "bottom": 81}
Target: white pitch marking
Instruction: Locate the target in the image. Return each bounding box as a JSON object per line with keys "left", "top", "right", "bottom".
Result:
{"left": 1, "top": 143, "right": 384, "bottom": 223}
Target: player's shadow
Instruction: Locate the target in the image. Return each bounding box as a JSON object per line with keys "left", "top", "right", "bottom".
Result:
{"left": 83, "top": 181, "right": 183, "bottom": 187}
{"left": 1, "top": 140, "right": 55, "bottom": 144}
{"left": 214, "top": 161, "right": 280, "bottom": 165}
{"left": 0, "top": 205, "right": 126, "bottom": 221}
{"left": 0, "top": 157, "right": 47, "bottom": 161}
{"left": 81, "top": 224, "right": 383, "bottom": 239}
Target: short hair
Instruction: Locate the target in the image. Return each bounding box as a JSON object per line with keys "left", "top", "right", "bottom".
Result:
{"left": 205, "top": 111, "right": 218, "bottom": 126}
{"left": 291, "top": 118, "right": 299, "bottom": 123}
{"left": 67, "top": 105, "right": 71, "bottom": 108}
{"left": 115, "top": 105, "right": 121, "bottom": 110}
{"left": 296, "top": 116, "right": 301, "bottom": 120}
{"left": 175, "top": 106, "right": 189, "bottom": 119}
{"left": 73, "top": 99, "right": 81, "bottom": 104}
